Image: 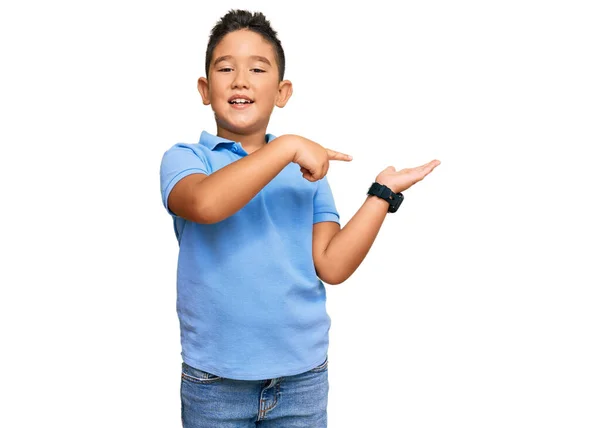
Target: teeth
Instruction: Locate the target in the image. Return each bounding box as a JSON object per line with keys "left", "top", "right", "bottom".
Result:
{"left": 230, "top": 99, "right": 251, "bottom": 104}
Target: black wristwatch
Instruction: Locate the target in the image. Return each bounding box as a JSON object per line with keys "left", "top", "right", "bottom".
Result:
{"left": 367, "top": 182, "right": 404, "bottom": 213}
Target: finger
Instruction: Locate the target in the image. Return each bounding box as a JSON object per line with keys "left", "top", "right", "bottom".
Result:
{"left": 326, "top": 148, "right": 353, "bottom": 161}
{"left": 302, "top": 166, "right": 316, "bottom": 180}
{"left": 415, "top": 160, "right": 438, "bottom": 175}
{"left": 420, "top": 159, "right": 441, "bottom": 170}
{"left": 425, "top": 160, "right": 441, "bottom": 174}
{"left": 314, "top": 166, "right": 325, "bottom": 181}
{"left": 411, "top": 161, "right": 440, "bottom": 180}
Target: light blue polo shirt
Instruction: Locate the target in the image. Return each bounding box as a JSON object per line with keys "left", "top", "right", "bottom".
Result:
{"left": 159, "top": 130, "right": 340, "bottom": 380}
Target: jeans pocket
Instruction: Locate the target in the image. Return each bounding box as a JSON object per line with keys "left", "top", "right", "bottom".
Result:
{"left": 308, "top": 356, "right": 329, "bottom": 373}
{"left": 181, "top": 361, "right": 223, "bottom": 384}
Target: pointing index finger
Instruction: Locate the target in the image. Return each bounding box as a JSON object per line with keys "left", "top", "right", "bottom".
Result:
{"left": 326, "top": 148, "right": 353, "bottom": 161}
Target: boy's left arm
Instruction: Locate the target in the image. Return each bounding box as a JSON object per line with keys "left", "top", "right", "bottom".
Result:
{"left": 313, "top": 195, "right": 390, "bottom": 285}
{"left": 313, "top": 160, "right": 441, "bottom": 285}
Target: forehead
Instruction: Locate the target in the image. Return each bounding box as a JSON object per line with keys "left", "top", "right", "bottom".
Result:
{"left": 212, "top": 30, "right": 276, "bottom": 63}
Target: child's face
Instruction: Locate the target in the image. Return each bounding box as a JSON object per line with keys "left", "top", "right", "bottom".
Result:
{"left": 198, "top": 29, "right": 292, "bottom": 134}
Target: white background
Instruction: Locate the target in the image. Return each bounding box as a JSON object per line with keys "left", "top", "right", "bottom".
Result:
{"left": 1, "top": 0, "right": 599, "bottom": 426}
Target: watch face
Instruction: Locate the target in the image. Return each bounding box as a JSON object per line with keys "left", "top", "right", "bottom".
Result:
{"left": 390, "top": 193, "right": 403, "bottom": 212}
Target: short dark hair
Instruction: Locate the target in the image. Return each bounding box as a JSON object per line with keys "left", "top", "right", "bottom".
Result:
{"left": 205, "top": 9, "right": 286, "bottom": 82}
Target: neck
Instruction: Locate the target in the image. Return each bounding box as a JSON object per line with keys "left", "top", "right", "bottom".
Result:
{"left": 216, "top": 125, "right": 268, "bottom": 152}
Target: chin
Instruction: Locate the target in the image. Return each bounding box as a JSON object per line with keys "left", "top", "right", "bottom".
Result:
{"left": 216, "top": 117, "right": 261, "bottom": 134}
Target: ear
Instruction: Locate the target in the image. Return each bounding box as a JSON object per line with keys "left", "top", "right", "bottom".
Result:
{"left": 197, "top": 77, "right": 211, "bottom": 105}
{"left": 275, "top": 80, "right": 293, "bottom": 108}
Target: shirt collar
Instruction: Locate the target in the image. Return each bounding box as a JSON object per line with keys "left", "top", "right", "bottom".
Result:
{"left": 199, "top": 130, "right": 277, "bottom": 151}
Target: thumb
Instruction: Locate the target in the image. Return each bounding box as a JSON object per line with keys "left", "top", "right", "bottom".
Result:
{"left": 385, "top": 166, "right": 396, "bottom": 172}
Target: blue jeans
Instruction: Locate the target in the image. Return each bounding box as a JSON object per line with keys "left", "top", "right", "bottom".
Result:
{"left": 180, "top": 356, "right": 329, "bottom": 427}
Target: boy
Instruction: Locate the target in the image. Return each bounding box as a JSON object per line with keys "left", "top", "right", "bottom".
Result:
{"left": 160, "top": 9, "right": 440, "bottom": 427}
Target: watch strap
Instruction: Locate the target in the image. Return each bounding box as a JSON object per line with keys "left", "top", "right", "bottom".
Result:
{"left": 367, "top": 182, "right": 404, "bottom": 213}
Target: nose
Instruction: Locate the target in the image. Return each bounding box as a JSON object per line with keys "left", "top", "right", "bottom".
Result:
{"left": 231, "top": 69, "right": 250, "bottom": 89}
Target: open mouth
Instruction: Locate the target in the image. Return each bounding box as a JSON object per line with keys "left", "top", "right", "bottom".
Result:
{"left": 228, "top": 99, "right": 254, "bottom": 105}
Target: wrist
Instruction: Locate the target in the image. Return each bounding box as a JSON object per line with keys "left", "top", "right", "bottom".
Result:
{"left": 367, "top": 181, "right": 404, "bottom": 213}
{"left": 374, "top": 177, "right": 397, "bottom": 194}
{"left": 273, "top": 134, "right": 300, "bottom": 163}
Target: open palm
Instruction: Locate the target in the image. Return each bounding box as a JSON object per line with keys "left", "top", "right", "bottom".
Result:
{"left": 376, "top": 160, "right": 441, "bottom": 194}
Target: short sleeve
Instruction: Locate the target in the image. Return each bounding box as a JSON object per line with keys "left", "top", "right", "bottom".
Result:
{"left": 160, "top": 143, "right": 210, "bottom": 216}
{"left": 313, "top": 175, "right": 340, "bottom": 224}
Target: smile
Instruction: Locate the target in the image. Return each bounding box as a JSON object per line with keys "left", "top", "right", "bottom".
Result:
{"left": 229, "top": 100, "right": 254, "bottom": 109}
{"left": 228, "top": 99, "right": 254, "bottom": 104}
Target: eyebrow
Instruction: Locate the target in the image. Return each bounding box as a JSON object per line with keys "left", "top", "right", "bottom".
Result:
{"left": 213, "top": 55, "right": 272, "bottom": 67}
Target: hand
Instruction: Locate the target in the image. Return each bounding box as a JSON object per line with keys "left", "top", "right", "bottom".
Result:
{"left": 375, "top": 159, "right": 441, "bottom": 193}
{"left": 288, "top": 135, "right": 353, "bottom": 182}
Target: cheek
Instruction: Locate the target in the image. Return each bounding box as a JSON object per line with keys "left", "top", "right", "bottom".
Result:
{"left": 208, "top": 77, "right": 228, "bottom": 98}
{"left": 257, "top": 85, "right": 279, "bottom": 104}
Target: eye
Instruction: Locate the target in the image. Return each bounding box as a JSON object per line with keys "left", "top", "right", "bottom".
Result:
{"left": 251, "top": 69, "right": 265, "bottom": 73}
{"left": 218, "top": 68, "right": 233, "bottom": 72}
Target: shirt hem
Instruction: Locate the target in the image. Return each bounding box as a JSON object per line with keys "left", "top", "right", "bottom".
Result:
{"left": 182, "top": 352, "right": 328, "bottom": 381}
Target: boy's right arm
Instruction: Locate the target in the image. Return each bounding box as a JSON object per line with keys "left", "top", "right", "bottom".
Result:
{"left": 167, "top": 135, "right": 298, "bottom": 224}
